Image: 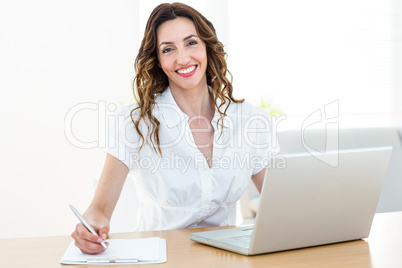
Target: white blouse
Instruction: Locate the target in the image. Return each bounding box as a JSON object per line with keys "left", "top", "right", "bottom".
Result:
{"left": 105, "top": 87, "right": 279, "bottom": 231}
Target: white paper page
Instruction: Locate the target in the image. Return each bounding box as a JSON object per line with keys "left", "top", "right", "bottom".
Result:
{"left": 61, "top": 237, "right": 161, "bottom": 263}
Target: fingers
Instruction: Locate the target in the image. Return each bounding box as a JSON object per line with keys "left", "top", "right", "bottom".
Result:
{"left": 71, "top": 223, "right": 108, "bottom": 254}
{"left": 97, "top": 225, "right": 110, "bottom": 240}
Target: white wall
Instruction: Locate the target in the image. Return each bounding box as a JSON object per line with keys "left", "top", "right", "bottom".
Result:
{"left": 0, "top": 0, "right": 399, "bottom": 238}
{"left": 0, "top": 0, "right": 139, "bottom": 238}
{"left": 227, "top": 0, "right": 395, "bottom": 130}
{"left": 393, "top": 0, "right": 402, "bottom": 124}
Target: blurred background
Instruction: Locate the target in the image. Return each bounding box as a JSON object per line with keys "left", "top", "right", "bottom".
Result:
{"left": 0, "top": 0, "right": 400, "bottom": 238}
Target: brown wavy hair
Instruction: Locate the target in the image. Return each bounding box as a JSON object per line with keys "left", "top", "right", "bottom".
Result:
{"left": 132, "top": 2, "right": 244, "bottom": 155}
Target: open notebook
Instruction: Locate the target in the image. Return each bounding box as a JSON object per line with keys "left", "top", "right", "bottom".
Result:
{"left": 60, "top": 237, "right": 167, "bottom": 265}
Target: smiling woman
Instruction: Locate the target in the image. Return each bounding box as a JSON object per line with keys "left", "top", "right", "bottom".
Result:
{"left": 71, "top": 2, "right": 279, "bottom": 255}
{"left": 156, "top": 18, "right": 208, "bottom": 96}
{"left": 132, "top": 3, "right": 242, "bottom": 155}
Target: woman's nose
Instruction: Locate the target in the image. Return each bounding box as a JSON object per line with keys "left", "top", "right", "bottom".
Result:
{"left": 176, "top": 49, "right": 190, "bottom": 65}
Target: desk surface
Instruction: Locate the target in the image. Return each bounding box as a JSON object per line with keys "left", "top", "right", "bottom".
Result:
{"left": 1, "top": 211, "right": 401, "bottom": 268}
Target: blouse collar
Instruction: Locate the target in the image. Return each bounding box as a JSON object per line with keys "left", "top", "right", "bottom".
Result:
{"left": 156, "top": 87, "right": 232, "bottom": 129}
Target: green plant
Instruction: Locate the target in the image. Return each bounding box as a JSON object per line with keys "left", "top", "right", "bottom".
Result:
{"left": 260, "top": 99, "right": 283, "bottom": 116}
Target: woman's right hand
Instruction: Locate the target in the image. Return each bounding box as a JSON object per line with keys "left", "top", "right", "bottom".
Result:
{"left": 71, "top": 154, "right": 129, "bottom": 254}
{"left": 71, "top": 207, "right": 110, "bottom": 254}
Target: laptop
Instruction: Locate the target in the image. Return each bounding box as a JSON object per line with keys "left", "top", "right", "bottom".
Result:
{"left": 190, "top": 147, "right": 392, "bottom": 255}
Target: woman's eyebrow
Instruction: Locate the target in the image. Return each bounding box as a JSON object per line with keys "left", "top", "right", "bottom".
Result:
{"left": 183, "top": 34, "right": 198, "bottom": 41}
{"left": 159, "top": 34, "right": 199, "bottom": 48}
{"left": 159, "top": 41, "right": 173, "bottom": 47}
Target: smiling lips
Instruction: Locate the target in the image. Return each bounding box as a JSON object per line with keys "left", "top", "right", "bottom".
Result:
{"left": 176, "top": 65, "right": 197, "bottom": 77}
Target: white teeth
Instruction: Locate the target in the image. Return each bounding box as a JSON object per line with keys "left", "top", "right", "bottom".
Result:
{"left": 177, "top": 65, "right": 196, "bottom": 74}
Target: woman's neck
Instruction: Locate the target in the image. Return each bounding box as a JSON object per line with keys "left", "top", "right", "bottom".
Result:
{"left": 169, "top": 83, "right": 215, "bottom": 120}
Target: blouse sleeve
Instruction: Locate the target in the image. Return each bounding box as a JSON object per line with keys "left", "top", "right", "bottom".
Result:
{"left": 103, "top": 104, "right": 141, "bottom": 170}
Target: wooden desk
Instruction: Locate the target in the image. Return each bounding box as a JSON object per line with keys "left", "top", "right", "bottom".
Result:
{"left": 1, "top": 211, "right": 401, "bottom": 268}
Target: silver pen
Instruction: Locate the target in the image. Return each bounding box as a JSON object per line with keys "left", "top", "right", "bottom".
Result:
{"left": 69, "top": 204, "right": 108, "bottom": 249}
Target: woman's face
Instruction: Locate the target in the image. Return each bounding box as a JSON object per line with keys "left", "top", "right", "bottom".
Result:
{"left": 156, "top": 17, "right": 208, "bottom": 92}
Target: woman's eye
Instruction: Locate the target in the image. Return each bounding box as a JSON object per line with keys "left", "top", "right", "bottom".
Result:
{"left": 188, "top": 40, "right": 198, "bottom": 46}
{"left": 162, "top": 47, "right": 172, "bottom": 53}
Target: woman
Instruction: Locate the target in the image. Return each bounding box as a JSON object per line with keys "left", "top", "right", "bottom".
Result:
{"left": 72, "top": 2, "right": 278, "bottom": 254}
